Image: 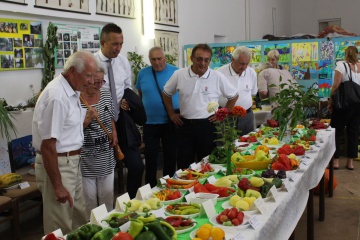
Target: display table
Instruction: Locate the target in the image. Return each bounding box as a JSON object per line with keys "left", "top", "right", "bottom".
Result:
{"left": 176, "top": 128, "right": 335, "bottom": 239}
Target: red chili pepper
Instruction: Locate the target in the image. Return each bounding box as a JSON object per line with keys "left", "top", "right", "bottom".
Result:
{"left": 165, "top": 216, "right": 183, "bottom": 227}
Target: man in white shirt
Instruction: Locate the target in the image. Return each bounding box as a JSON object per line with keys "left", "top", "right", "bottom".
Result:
{"left": 32, "top": 51, "right": 98, "bottom": 234}
{"left": 218, "top": 46, "right": 258, "bottom": 135}
{"left": 163, "top": 44, "right": 238, "bottom": 169}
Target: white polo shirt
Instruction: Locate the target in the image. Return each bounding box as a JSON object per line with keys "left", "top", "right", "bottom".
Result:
{"left": 32, "top": 74, "right": 85, "bottom": 153}
{"left": 217, "top": 63, "right": 258, "bottom": 110}
{"left": 163, "top": 66, "right": 238, "bottom": 119}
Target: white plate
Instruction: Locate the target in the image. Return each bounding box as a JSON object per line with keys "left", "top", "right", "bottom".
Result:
{"left": 163, "top": 204, "right": 200, "bottom": 218}
{"left": 221, "top": 168, "right": 255, "bottom": 178}
{"left": 221, "top": 200, "right": 263, "bottom": 214}
{"left": 209, "top": 214, "right": 250, "bottom": 229}
{"left": 165, "top": 217, "right": 197, "bottom": 234}
{"left": 261, "top": 140, "right": 285, "bottom": 149}
{"left": 235, "top": 140, "right": 253, "bottom": 147}
{"left": 156, "top": 191, "right": 185, "bottom": 205}
{"left": 217, "top": 193, "right": 235, "bottom": 202}
{"left": 207, "top": 164, "right": 224, "bottom": 175}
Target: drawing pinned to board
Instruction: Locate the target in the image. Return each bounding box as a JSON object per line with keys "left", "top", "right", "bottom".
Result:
{"left": 334, "top": 40, "right": 360, "bottom": 60}
{"left": 35, "top": 0, "right": 89, "bottom": 14}
{"left": 154, "top": 0, "right": 178, "bottom": 26}
{"left": 154, "top": 29, "right": 179, "bottom": 65}
{"left": 318, "top": 79, "right": 332, "bottom": 98}
{"left": 292, "top": 42, "right": 318, "bottom": 62}
{"left": 320, "top": 41, "right": 334, "bottom": 60}
{"left": 96, "top": 0, "right": 135, "bottom": 18}
{"left": 263, "top": 43, "right": 291, "bottom": 62}
{"left": 291, "top": 61, "right": 317, "bottom": 80}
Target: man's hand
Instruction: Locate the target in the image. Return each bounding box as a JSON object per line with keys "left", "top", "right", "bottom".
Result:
{"left": 121, "top": 99, "right": 130, "bottom": 111}
{"left": 169, "top": 112, "right": 183, "bottom": 126}
{"left": 208, "top": 115, "right": 216, "bottom": 122}
{"left": 54, "top": 185, "right": 73, "bottom": 207}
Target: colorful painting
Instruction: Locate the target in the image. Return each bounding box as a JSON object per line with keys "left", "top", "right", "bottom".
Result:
{"left": 318, "top": 79, "right": 332, "bottom": 98}
{"left": 263, "top": 43, "right": 291, "bottom": 62}
{"left": 292, "top": 42, "right": 319, "bottom": 62}
{"left": 211, "top": 46, "right": 235, "bottom": 69}
{"left": 244, "top": 45, "right": 262, "bottom": 63}
{"left": 320, "top": 41, "right": 334, "bottom": 60}
{"left": 334, "top": 40, "right": 360, "bottom": 60}
{"left": 291, "top": 61, "right": 318, "bottom": 80}
{"left": 9, "top": 135, "right": 36, "bottom": 170}
{"left": 318, "top": 60, "right": 333, "bottom": 79}
{"left": 0, "top": 18, "right": 43, "bottom": 71}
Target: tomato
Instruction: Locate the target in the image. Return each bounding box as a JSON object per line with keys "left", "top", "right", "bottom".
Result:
{"left": 112, "top": 232, "right": 133, "bottom": 240}
{"left": 44, "top": 233, "right": 57, "bottom": 240}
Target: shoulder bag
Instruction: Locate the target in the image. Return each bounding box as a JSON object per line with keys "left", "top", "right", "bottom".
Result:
{"left": 332, "top": 62, "right": 360, "bottom": 110}
{"left": 80, "top": 96, "right": 124, "bottom": 161}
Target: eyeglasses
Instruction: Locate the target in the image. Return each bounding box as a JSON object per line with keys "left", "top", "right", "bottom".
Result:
{"left": 94, "top": 80, "right": 106, "bottom": 86}
{"left": 193, "top": 56, "right": 211, "bottom": 63}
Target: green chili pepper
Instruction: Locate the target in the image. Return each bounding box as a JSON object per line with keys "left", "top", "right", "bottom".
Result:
{"left": 180, "top": 208, "right": 200, "bottom": 215}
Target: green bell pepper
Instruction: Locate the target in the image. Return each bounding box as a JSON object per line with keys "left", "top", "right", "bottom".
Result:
{"left": 90, "top": 228, "right": 114, "bottom": 240}
{"left": 135, "top": 231, "right": 158, "bottom": 240}
{"left": 78, "top": 224, "right": 102, "bottom": 240}
{"left": 128, "top": 219, "right": 144, "bottom": 239}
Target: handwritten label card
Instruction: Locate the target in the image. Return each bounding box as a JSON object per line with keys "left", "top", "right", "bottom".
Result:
{"left": 136, "top": 184, "right": 152, "bottom": 200}
{"left": 119, "top": 221, "right": 131, "bottom": 232}
{"left": 201, "top": 199, "right": 217, "bottom": 218}
{"left": 90, "top": 204, "right": 107, "bottom": 225}
{"left": 231, "top": 232, "right": 246, "bottom": 240}
{"left": 253, "top": 197, "right": 267, "bottom": 214}
{"left": 159, "top": 175, "right": 169, "bottom": 186}
{"left": 289, "top": 172, "right": 300, "bottom": 182}
{"left": 207, "top": 175, "right": 217, "bottom": 184}
{"left": 282, "top": 179, "right": 292, "bottom": 192}
{"left": 268, "top": 185, "right": 279, "bottom": 202}
{"left": 248, "top": 216, "right": 261, "bottom": 230}
{"left": 19, "top": 181, "right": 30, "bottom": 189}
{"left": 185, "top": 192, "right": 196, "bottom": 202}
{"left": 115, "top": 193, "right": 130, "bottom": 211}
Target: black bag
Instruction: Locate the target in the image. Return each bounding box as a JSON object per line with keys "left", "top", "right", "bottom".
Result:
{"left": 332, "top": 62, "right": 360, "bottom": 110}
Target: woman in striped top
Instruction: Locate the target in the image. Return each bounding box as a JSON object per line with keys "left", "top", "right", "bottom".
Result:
{"left": 80, "top": 67, "right": 118, "bottom": 218}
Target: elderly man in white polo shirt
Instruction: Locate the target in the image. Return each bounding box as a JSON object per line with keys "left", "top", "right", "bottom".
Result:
{"left": 217, "top": 46, "right": 258, "bottom": 135}
{"left": 163, "top": 44, "right": 238, "bottom": 170}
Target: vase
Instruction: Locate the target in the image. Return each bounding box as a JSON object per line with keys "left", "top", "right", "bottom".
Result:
{"left": 226, "top": 149, "right": 233, "bottom": 176}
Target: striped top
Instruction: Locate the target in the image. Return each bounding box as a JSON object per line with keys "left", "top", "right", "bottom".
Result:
{"left": 80, "top": 89, "right": 116, "bottom": 177}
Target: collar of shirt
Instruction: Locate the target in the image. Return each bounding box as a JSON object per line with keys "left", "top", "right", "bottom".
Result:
{"left": 59, "top": 74, "right": 79, "bottom": 98}
{"left": 188, "top": 66, "right": 211, "bottom": 78}
{"left": 229, "top": 63, "right": 246, "bottom": 77}
{"left": 97, "top": 50, "right": 111, "bottom": 62}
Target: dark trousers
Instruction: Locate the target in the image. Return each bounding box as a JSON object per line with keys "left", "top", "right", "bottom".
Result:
{"left": 236, "top": 110, "right": 254, "bottom": 136}
{"left": 177, "top": 119, "right": 216, "bottom": 170}
{"left": 143, "top": 123, "right": 177, "bottom": 187}
{"left": 119, "top": 144, "right": 144, "bottom": 199}
{"left": 331, "top": 108, "right": 360, "bottom": 158}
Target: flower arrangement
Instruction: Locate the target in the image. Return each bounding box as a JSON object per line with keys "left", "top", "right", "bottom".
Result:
{"left": 207, "top": 102, "right": 247, "bottom": 175}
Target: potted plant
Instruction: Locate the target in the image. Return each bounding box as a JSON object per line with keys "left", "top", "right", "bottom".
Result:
{"left": 270, "top": 77, "right": 318, "bottom": 141}
{"left": 0, "top": 98, "right": 17, "bottom": 141}
{"left": 127, "top": 51, "right": 148, "bottom": 85}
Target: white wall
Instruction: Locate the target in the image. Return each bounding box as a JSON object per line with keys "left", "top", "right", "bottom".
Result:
{"left": 291, "top": 0, "right": 360, "bottom": 36}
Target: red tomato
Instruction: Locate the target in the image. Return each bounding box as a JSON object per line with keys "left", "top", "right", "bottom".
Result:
{"left": 112, "top": 232, "right": 133, "bottom": 240}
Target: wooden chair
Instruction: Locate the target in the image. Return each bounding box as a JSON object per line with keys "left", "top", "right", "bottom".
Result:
{"left": 0, "top": 196, "right": 16, "bottom": 240}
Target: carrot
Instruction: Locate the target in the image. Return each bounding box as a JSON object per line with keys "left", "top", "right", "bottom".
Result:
{"left": 166, "top": 178, "right": 196, "bottom": 185}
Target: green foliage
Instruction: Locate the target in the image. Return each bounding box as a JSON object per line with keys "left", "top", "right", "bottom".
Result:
{"left": 42, "top": 22, "right": 58, "bottom": 90}
{"left": 270, "top": 76, "right": 319, "bottom": 140}
{"left": 127, "top": 51, "right": 149, "bottom": 85}
{"left": 0, "top": 99, "right": 17, "bottom": 141}
{"left": 165, "top": 53, "right": 178, "bottom": 66}
{"left": 214, "top": 116, "right": 239, "bottom": 152}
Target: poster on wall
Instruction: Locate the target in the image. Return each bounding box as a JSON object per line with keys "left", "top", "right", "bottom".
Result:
{"left": 263, "top": 43, "right": 291, "bottom": 63}
{"left": 292, "top": 42, "right": 319, "bottom": 62}
{"left": 334, "top": 40, "right": 360, "bottom": 60}
{"left": 0, "top": 18, "right": 43, "bottom": 71}
{"left": 154, "top": 29, "right": 179, "bottom": 66}
{"left": 96, "top": 0, "right": 135, "bottom": 18}
{"left": 35, "top": 0, "right": 90, "bottom": 14}
{"left": 154, "top": 0, "right": 178, "bottom": 26}
{"left": 54, "top": 23, "right": 101, "bottom": 68}
{"left": 211, "top": 45, "right": 236, "bottom": 69}
{"left": 320, "top": 41, "right": 334, "bottom": 60}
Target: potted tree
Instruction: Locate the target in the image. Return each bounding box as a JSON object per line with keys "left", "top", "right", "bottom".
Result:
{"left": 270, "top": 77, "right": 318, "bottom": 142}
{"left": 0, "top": 98, "right": 17, "bottom": 142}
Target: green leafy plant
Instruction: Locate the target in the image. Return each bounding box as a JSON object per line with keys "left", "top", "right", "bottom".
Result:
{"left": 0, "top": 98, "right": 17, "bottom": 141}
{"left": 26, "top": 84, "right": 40, "bottom": 108}
{"left": 165, "top": 52, "right": 178, "bottom": 66}
{"left": 270, "top": 77, "right": 319, "bottom": 141}
{"left": 42, "top": 22, "right": 58, "bottom": 90}
{"left": 127, "top": 51, "right": 148, "bottom": 85}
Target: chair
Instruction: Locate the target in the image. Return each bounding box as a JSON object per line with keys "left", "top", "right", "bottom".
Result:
{"left": 0, "top": 196, "right": 16, "bottom": 240}
{"left": 6, "top": 135, "right": 43, "bottom": 240}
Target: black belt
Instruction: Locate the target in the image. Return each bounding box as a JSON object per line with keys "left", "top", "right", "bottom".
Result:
{"left": 182, "top": 118, "right": 210, "bottom": 124}
{"left": 246, "top": 108, "right": 252, "bottom": 113}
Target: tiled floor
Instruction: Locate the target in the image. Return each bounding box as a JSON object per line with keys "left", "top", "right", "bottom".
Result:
{"left": 1, "top": 157, "right": 359, "bottom": 240}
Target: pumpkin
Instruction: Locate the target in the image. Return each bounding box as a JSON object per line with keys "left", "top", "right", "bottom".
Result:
{"left": 255, "top": 145, "right": 269, "bottom": 154}
{"left": 314, "top": 169, "right": 337, "bottom": 194}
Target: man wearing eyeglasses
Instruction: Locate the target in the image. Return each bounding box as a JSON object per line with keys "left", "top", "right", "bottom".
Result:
{"left": 217, "top": 46, "right": 258, "bottom": 135}
{"left": 163, "top": 44, "right": 238, "bottom": 169}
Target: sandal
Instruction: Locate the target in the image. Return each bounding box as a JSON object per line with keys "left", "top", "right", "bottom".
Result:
{"left": 333, "top": 159, "right": 339, "bottom": 169}
{"left": 346, "top": 159, "right": 354, "bottom": 170}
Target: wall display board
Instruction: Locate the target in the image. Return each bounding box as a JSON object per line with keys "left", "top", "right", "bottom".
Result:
{"left": 0, "top": 18, "right": 43, "bottom": 71}
{"left": 35, "top": 0, "right": 90, "bottom": 14}
{"left": 96, "top": 0, "right": 135, "bottom": 18}
{"left": 155, "top": 29, "right": 179, "bottom": 66}
{"left": 184, "top": 37, "right": 360, "bottom": 99}
{"left": 54, "top": 23, "right": 101, "bottom": 68}
{"left": 154, "top": 0, "right": 178, "bottom": 26}
{"left": 3, "top": 0, "right": 27, "bottom": 4}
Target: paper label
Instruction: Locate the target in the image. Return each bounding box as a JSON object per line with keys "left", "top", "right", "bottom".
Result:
{"left": 268, "top": 185, "right": 278, "bottom": 202}
{"left": 115, "top": 193, "right": 130, "bottom": 211}
{"left": 19, "top": 181, "right": 30, "bottom": 189}
{"left": 119, "top": 221, "right": 131, "bottom": 232}
{"left": 231, "top": 232, "right": 246, "bottom": 240}
{"left": 207, "top": 175, "right": 217, "bottom": 184}
{"left": 282, "top": 179, "right": 291, "bottom": 192}
{"left": 184, "top": 192, "right": 196, "bottom": 202}
{"left": 301, "top": 158, "right": 311, "bottom": 166}
{"left": 248, "top": 216, "right": 261, "bottom": 230}
{"left": 253, "top": 197, "right": 267, "bottom": 214}
{"left": 201, "top": 199, "right": 217, "bottom": 218}
{"left": 90, "top": 204, "right": 107, "bottom": 225}
{"left": 136, "top": 184, "right": 152, "bottom": 200}
{"left": 289, "top": 172, "right": 300, "bottom": 182}
{"left": 159, "top": 175, "right": 169, "bottom": 185}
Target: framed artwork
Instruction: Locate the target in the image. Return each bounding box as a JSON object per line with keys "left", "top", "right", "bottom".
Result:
{"left": 155, "top": 29, "right": 179, "bottom": 65}
{"left": 154, "top": 0, "right": 178, "bottom": 27}
{"left": 3, "top": 0, "right": 27, "bottom": 4}
{"left": 35, "top": 0, "right": 90, "bottom": 14}
{"left": 96, "top": 0, "right": 135, "bottom": 18}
